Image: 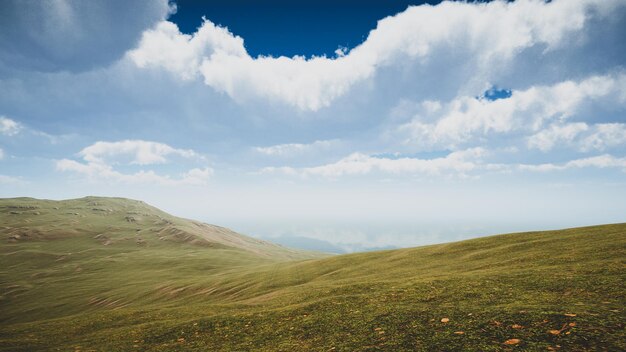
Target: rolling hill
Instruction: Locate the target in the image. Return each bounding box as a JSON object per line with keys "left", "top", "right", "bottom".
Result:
{"left": 1, "top": 197, "right": 624, "bottom": 351}
{"left": 0, "top": 196, "right": 314, "bottom": 258}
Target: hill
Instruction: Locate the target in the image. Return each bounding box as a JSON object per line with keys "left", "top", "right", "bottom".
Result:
{"left": 0, "top": 196, "right": 315, "bottom": 258}
{"left": 0, "top": 197, "right": 624, "bottom": 351}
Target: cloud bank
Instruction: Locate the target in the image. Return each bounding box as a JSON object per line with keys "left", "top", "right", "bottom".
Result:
{"left": 393, "top": 73, "right": 626, "bottom": 149}
{"left": 261, "top": 148, "right": 489, "bottom": 178}
{"left": 129, "top": 0, "right": 625, "bottom": 111}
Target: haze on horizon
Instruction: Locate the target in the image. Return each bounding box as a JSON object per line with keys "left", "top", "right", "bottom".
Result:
{"left": 1, "top": 0, "right": 625, "bottom": 253}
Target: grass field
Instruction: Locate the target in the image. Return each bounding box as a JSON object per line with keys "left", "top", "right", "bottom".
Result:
{"left": 1, "top": 197, "right": 624, "bottom": 351}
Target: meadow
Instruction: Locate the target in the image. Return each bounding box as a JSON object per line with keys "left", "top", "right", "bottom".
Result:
{"left": 1, "top": 197, "right": 624, "bottom": 351}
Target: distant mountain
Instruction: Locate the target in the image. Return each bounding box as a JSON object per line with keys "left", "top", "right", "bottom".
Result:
{"left": 268, "top": 235, "right": 347, "bottom": 253}
{"left": 269, "top": 235, "right": 397, "bottom": 254}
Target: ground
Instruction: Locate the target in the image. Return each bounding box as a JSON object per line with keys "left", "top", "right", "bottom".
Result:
{"left": 0, "top": 197, "right": 624, "bottom": 351}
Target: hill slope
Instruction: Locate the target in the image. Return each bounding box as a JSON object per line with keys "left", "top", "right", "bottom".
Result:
{"left": 0, "top": 196, "right": 314, "bottom": 258}
{"left": 0, "top": 197, "right": 624, "bottom": 351}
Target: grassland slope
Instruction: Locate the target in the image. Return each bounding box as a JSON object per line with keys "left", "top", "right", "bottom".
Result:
{"left": 0, "top": 197, "right": 624, "bottom": 351}
{"left": 0, "top": 196, "right": 312, "bottom": 258}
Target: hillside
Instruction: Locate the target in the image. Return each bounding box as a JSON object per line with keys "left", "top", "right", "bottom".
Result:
{"left": 0, "top": 197, "right": 624, "bottom": 351}
{"left": 0, "top": 196, "right": 314, "bottom": 259}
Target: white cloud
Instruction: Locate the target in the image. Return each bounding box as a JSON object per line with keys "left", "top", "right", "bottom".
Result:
{"left": 396, "top": 73, "right": 626, "bottom": 149}
{"left": 129, "top": 0, "right": 625, "bottom": 111}
{"left": 0, "top": 116, "right": 75, "bottom": 143}
{"left": 79, "top": 140, "right": 198, "bottom": 165}
{"left": 262, "top": 148, "right": 487, "bottom": 178}
{"left": 262, "top": 147, "right": 626, "bottom": 178}
{"left": 519, "top": 154, "right": 626, "bottom": 172}
{"left": 180, "top": 167, "right": 214, "bottom": 185}
{"left": 129, "top": 20, "right": 246, "bottom": 80}
{"left": 254, "top": 140, "right": 337, "bottom": 157}
{"left": 0, "top": 116, "right": 21, "bottom": 136}
{"left": 56, "top": 159, "right": 213, "bottom": 186}
{"left": 528, "top": 122, "right": 626, "bottom": 152}
{"left": 580, "top": 123, "right": 626, "bottom": 152}
{"left": 528, "top": 123, "right": 589, "bottom": 152}
{"left": 56, "top": 140, "right": 212, "bottom": 185}
{"left": 0, "top": 148, "right": 3, "bottom": 159}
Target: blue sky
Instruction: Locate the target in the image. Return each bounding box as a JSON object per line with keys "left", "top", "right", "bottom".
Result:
{"left": 169, "top": 0, "right": 442, "bottom": 58}
{"left": 1, "top": 0, "right": 625, "bottom": 252}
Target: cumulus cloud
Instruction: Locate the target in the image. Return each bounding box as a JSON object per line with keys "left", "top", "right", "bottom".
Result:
{"left": 261, "top": 148, "right": 488, "bottom": 178}
{"left": 394, "top": 73, "right": 626, "bottom": 149}
{"left": 0, "top": 0, "right": 173, "bottom": 73}
{"left": 527, "top": 123, "right": 589, "bottom": 152}
{"left": 129, "top": 20, "right": 247, "bottom": 81}
{"left": 179, "top": 167, "right": 214, "bottom": 185}
{"left": 56, "top": 140, "right": 212, "bottom": 185}
{"left": 79, "top": 140, "right": 199, "bottom": 165}
{"left": 254, "top": 140, "right": 337, "bottom": 157}
{"left": 579, "top": 124, "right": 626, "bottom": 152}
{"left": 528, "top": 122, "right": 626, "bottom": 152}
{"left": 0, "top": 116, "right": 21, "bottom": 136}
{"left": 129, "top": 0, "right": 625, "bottom": 111}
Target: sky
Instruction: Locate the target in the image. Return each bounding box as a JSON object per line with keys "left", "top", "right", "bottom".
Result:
{"left": 0, "top": 0, "right": 625, "bottom": 253}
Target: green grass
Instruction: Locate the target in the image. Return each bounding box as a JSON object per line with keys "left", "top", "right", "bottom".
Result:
{"left": 1, "top": 197, "right": 624, "bottom": 351}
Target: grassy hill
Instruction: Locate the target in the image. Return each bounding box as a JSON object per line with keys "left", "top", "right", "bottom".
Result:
{"left": 0, "top": 196, "right": 314, "bottom": 258}
{"left": 0, "top": 197, "right": 624, "bottom": 351}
